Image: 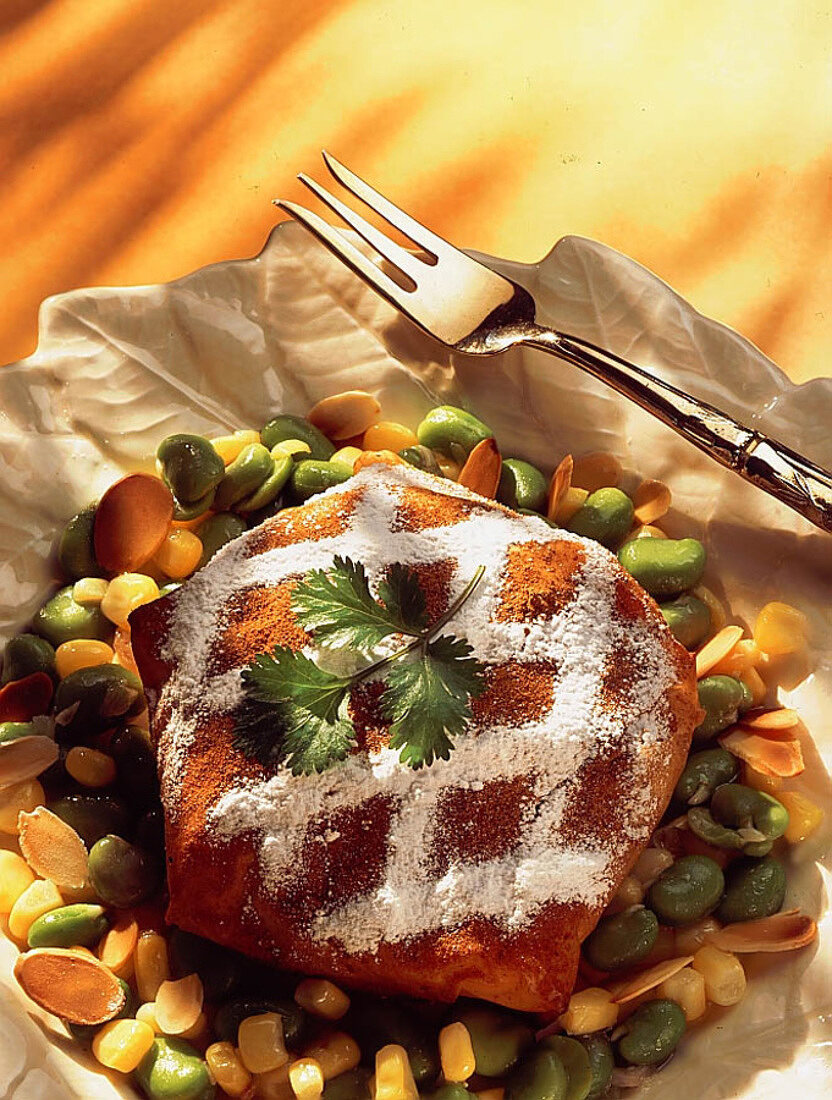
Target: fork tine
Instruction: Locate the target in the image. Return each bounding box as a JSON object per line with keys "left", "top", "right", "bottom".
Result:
{"left": 297, "top": 173, "right": 424, "bottom": 286}
{"left": 322, "top": 150, "right": 458, "bottom": 262}
{"left": 275, "top": 200, "right": 417, "bottom": 317}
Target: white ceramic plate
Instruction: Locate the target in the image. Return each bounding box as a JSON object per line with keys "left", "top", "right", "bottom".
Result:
{"left": 1, "top": 224, "right": 830, "bottom": 1099}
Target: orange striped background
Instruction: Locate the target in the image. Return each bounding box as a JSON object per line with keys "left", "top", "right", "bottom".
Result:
{"left": 1, "top": 0, "right": 830, "bottom": 381}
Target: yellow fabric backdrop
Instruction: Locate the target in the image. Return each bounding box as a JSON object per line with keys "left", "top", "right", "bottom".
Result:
{"left": 1, "top": 0, "right": 830, "bottom": 380}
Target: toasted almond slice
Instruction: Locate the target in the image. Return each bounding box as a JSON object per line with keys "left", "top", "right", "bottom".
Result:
{"left": 0, "top": 736, "right": 59, "bottom": 791}
{"left": 0, "top": 672, "right": 54, "bottom": 723}
{"left": 546, "top": 454, "right": 574, "bottom": 519}
{"left": 709, "top": 638, "right": 762, "bottom": 677}
{"left": 155, "top": 973, "right": 204, "bottom": 1035}
{"left": 307, "top": 391, "right": 381, "bottom": 441}
{"left": 15, "top": 948, "right": 126, "bottom": 1025}
{"left": 353, "top": 449, "right": 406, "bottom": 473}
{"left": 632, "top": 479, "right": 672, "bottom": 524}
{"left": 94, "top": 473, "right": 174, "bottom": 573}
{"left": 571, "top": 451, "right": 622, "bottom": 492}
{"left": 695, "top": 625, "right": 744, "bottom": 678}
{"left": 719, "top": 728, "right": 805, "bottom": 778}
{"left": 18, "top": 806, "right": 89, "bottom": 888}
{"left": 609, "top": 956, "right": 694, "bottom": 1004}
{"left": 706, "top": 911, "right": 817, "bottom": 953}
{"left": 98, "top": 913, "right": 139, "bottom": 978}
{"left": 112, "top": 626, "right": 141, "bottom": 677}
{"left": 458, "top": 438, "right": 502, "bottom": 498}
{"left": 739, "top": 708, "right": 800, "bottom": 732}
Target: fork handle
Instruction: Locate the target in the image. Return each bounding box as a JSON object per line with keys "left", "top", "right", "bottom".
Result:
{"left": 524, "top": 327, "right": 832, "bottom": 534}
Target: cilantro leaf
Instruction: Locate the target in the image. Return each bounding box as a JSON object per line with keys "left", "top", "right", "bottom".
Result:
{"left": 291, "top": 556, "right": 403, "bottom": 651}
{"left": 232, "top": 696, "right": 291, "bottom": 769}
{"left": 382, "top": 634, "right": 486, "bottom": 769}
{"left": 243, "top": 649, "right": 349, "bottom": 722}
{"left": 378, "top": 563, "right": 428, "bottom": 634}
{"left": 282, "top": 711, "right": 356, "bottom": 775}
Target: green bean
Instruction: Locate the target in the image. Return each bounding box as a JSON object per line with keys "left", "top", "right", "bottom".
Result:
{"left": 710, "top": 784, "right": 789, "bottom": 841}
{"left": 196, "top": 513, "right": 246, "bottom": 567}
{"left": 169, "top": 928, "right": 242, "bottom": 1002}
{"left": 617, "top": 537, "right": 706, "bottom": 598}
{"left": 647, "top": 854, "right": 725, "bottom": 925}
{"left": 34, "top": 586, "right": 111, "bottom": 647}
{"left": 290, "top": 459, "right": 354, "bottom": 503}
{"left": 2, "top": 634, "right": 57, "bottom": 685}
{"left": 261, "top": 414, "right": 335, "bottom": 461}
{"left": 214, "top": 996, "right": 306, "bottom": 1048}
{"left": 0, "top": 722, "right": 35, "bottom": 743}
{"left": 58, "top": 504, "right": 104, "bottom": 581}
{"left": 694, "top": 675, "right": 745, "bottom": 741}
{"left": 686, "top": 808, "right": 745, "bottom": 851}
{"left": 454, "top": 1005, "right": 533, "bottom": 1076}
{"left": 88, "top": 835, "right": 160, "bottom": 909}
{"left": 322, "top": 1069, "right": 372, "bottom": 1099}
{"left": 157, "top": 434, "right": 225, "bottom": 504}
{"left": 718, "top": 855, "right": 787, "bottom": 923}
{"left": 505, "top": 1047, "right": 568, "bottom": 1100}
{"left": 172, "top": 488, "right": 215, "bottom": 522}
{"left": 27, "top": 903, "right": 108, "bottom": 949}
{"left": 674, "top": 747, "right": 737, "bottom": 805}
{"left": 583, "top": 906, "right": 658, "bottom": 971}
{"left": 135, "top": 1037, "right": 215, "bottom": 1100}
{"left": 213, "top": 443, "right": 274, "bottom": 511}
{"left": 566, "top": 488, "right": 634, "bottom": 548}
{"left": 540, "top": 1036, "right": 593, "bottom": 1100}
{"left": 53, "top": 664, "right": 144, "bottom": 739}
{"left": 423, "top": 1086, "right": 470, "bottom": 1100}
{"left": 659, "top": 594, "right": 711, "bottom": 648}
{"left": 398, "top": 445, "right": 443, "bottom": 476}
{"left": 47, "top": 792, "right": 132, "bottom": 848}
{"left": 498, "top": 459, "right": 548, "bottom": 513}
{"left": 616, "top": 999, "right": 686, "bottom": 1066}
{"left": 578, "top": 1035, "right": 613, "bottom": 1100}
{"left": 416, "top": 405, "right": 492, "bottom": 462}
{"left": 235, "top": 452, "right": 293, "bottom": 513}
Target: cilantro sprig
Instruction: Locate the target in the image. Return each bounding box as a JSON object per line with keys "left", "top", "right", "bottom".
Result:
{"left": 234, "top": 557, "right": 485, "bottom": 774}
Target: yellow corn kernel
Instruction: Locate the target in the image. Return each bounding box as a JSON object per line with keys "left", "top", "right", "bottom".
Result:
{"left": 439, "top": 1022, "right": 475, "bottom": 1083}
{"left": 55, "top": 639, "right": 115, "bottom": 679}
{"left": 153, "top": 528, "right": 203, "bottom": 580}
{"left": 92, "top": 1019, "right": 156, "bottom": 1073}
{"left": 604, "top": 874, "right": 643, "bottom": 915}
{"left": 101, "top": 573, "right": 160, "bottom": 629}
{"left": 363, "top": 422, "right": 418, "bottom": 453}
{"left": 289, "top": 1058, "right": 325, "bottom": 1099}
{"left": 657, "top": 966, "right": 707, "bottom": 1022}
{"left": 136, "top": 1002, "right": 161, "bottom": 1033}
{"left": 213, "top": 430, "right": 261, "bottom": 465}
{"left": 239, "top": 1013, "right": 289, "bottom": 1075}
{"left": 742, "top": 763, "right": 782, "bottom": 795}
{"left": 692, "top": 945, "right": 746, "bottom": 1006}
{"left": 559, "top": 988, "right": 618, "bottom": 1034}
{"left": 8, "top": 877, "right": 63, "bottom": 940}
{"left": 554, "top": 486, "right": 590, "bottom": 524}
{"left": 740, "top": 666, "right": 767, "bottom": 706}
{"left": 0, "top": 778, "right": 45, "bottom": 834}
{"left": 433, "top": 453, "right": 461, "bottom": 480}
{"left": 254, "top": 1064, "right": 292, "bottom": 1099}
{"left": 632, "top": 524, "right": 667, "bottom": 539}
{"left": 271, "top": 439, "right": 312, "bottom": 459}
{"left": 205, "top": 1041, "right": 253, "bottom": 1097}
{"left": 65, "top": 745, "right": 117, "bottom": 788}
{"left": 754, "top": 601, "right": 809, "bottom": 656}
{"left": 135, "top": 931, "right": 170, "bottom": 1003}
{"left": 0, "top": 850, "right": 36, "bottom": 913}
{"left": 303, "top": 1032, "right": 360, "bottom": 1080}
{"left": 674, "top": 916, "right": 721, "bottom": 955}
{"left": 294, "top": 978, "right": 350, "bottom": 1020}
{"left": 374, "top": 1044, "right": 418, "bottom": 1100}
{"left": 72, "top": 578, "right": 110, "bottom": 606}
{"left": 330, "top": 446, "right": 363, "bottom": 469}
{"left": 779, "top": 790, "right": 825, "bottom": 842}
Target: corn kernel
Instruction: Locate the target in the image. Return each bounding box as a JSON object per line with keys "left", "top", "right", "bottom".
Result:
{"left": 0, "top": 849, "right": 36, "bottom": 913}
{"left": 742, "top": 763, "right": 782, "bottom": 795}
{"left": 135, "top": 931, "right": 170, "bottom": 1002}
{"left": 692, "top": 945, "right": 746, "bottom": 1006}
{"left": 554, "top": 486, "right": 590, "bottom": 524}
{"left": 740, "top": 666, "right": 767, "bottom": 706}
{"left": 710, "top": 638, "right": 762, "bottom": 678}
{"left": 674, "top": 916, "right": 721, "bottom": 955}
{"left": 0, "top": 778, "right": 45, "bottom": 834}
{"left": 254, "top": 1064, "right": 292, "bottom": 1099}
{"left": 239, "top": 1012, "right": 289, "bottom": 1074}
{"left": 101, "top": 573, "right": 160, "bottom": 629}
{"left": 8, "top": 877, "right": 63, "bottom": 939}
{"left": 136, "top": 1002, "right": 161, "bottom": 1033}
{"left": 303, "top": 1032, "right": 360, "bottom": 1079}
{"left": 779, "top": 790, "right": 825, "bottom": 842}
{"left": 294, "top": 978, "right": 350, "bottom": 1021}
{"left": 271, "top": 439, "right": 312, "bottom": 459}
{"left": 65, "top": 745, "right": 117, "bottom": 788}
{"left": 93, "top": 1019, "right": 155, "bottom": 1073}
{"left": 754, "top": 601, "right": 809, "bottom": 656}
{"left": 604, "top": 874, "right": 644, "bottom": 915}
{"left": 439, "top": 1022, "right": 475, "bottom": 1082}
{"left": 559, "top": 987, "right": 618, "bottom": 1034}
{"left": 657, "top": 966, "right": 706, "bottom": 1021}
{"left": 72, "top": 578, "right": 110, "bottom": 606}
{"left": 153, "top": 528, "right": 203, "bottom": 580}
{"left": 374, "top": 1044, "right": 418, "bottom": 1100}
{"left": 632, "top": 524, "right": 667, "bottom": 539}
{"left": 213, "top": 429, "right": 261, "bottom": 465}
{"left": 55, "top": 639, "right": 115, "bottom": 679}
{"left": 205, "top": 1041, "right": 253, "bottom": 1097}
{"left": 363, "top": 422, "right": 418, "bottom": 453}
{"left": 330, "top": 446, "right": 363, "bottom": 469}
{"left": 289, "top": 1058, "right": 324, "bottom": 1099}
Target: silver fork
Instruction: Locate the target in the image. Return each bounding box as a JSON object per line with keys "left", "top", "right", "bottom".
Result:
{"left": 277, "top": 152, "right": 832, "bottom": 535}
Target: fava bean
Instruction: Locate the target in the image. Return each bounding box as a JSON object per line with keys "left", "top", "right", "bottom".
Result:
{"left": 711, "top": 784, "right": 789, "bottom": 841}
{"left": 48, "top": 792, "right": 132, "bottom": 848}
{"left": 88, "top": 835, "right": 160, "bottom": 909}
{"left": 157, "top": 435, "right": 225, "bottom": 504}
{"left": 567, "top": 488, "right": 634, "bottom": 548}
{"left": 424, "top": 1086, "right": 470, "bottom": 1100}
{"left": 540, "top": 1036, "right": 592, "bottom": 1100}
{"left": 737, "top": 679, "right": 754, "bottom": 713}
{"left": 583, "top": 906, "right": 658, "bottom": 971}
{"left": 694, "top": 675, "right": 745, "bottom": 741}
{"left": 399, "top": 445, "right": 443, "bottom": 476}
{"left": 135, "top": 1037, "right": 215, "bottom": 1100}
{"left": 498, "top": 459, "right": 548, "bottom": 513}
{"left": 261, "top": 414, "right": 335, "bottom": 461}
{"left": 58, "top": 504, "right": 104, "bottom": 581}
{"left": 171, "top": 489, "right": 215, "bottom": 522}
{"left": 213, "top": 444, "right": 274, "bottom": 511}
{"left": 347, "top": 998, "right": 438, "bottom": 1085}
{"left": 214, "top": 995, "right": 305, "bottom": 1048}
{"left": 235, "top": 453, "right": 293, "bottom": 513}
{"left": 322, "top": 1068, "right": 373, "bottom": 1099}
{"left": 505, "top": 1047, "right": 568, "bottom": 1100}
{"left": 718, "top": 855, "right": 787, "bottom": 923}
{"left": 109, "top": 725, "right": 159, "bottom": 804}
{"left": 647, "top": 854, "right": 724, "bottom": 926}
{"left": 2, "top": 634, "right": 57, "bottom": 685}
{"left": 686, "top": 808, "right": 744, "bottom": 852}
{"left": 0, "top": 722, "right": 34, "bottom": 743}
{"left": 27, "top": 903, "right": 108, "bottom": 949}
{"left": 416, "top": 405, "right": 492, "bottom": 462}
{"left": 34, "top": 586, "right": 111, "bottom": 648}
{"left": 617, "top": 537, "right": 706, "bottom": 598}
{"left": 169, "top": 928, "right": 241, "bottom": 1002}
{"left": 196, "top": 513, "right": 246, "bottom": 567}
{"left": 453, "top": 1005, "right": 533, "bottom": 1076}
{"left": 579, "top": 1036, "right": 613, "bottom": 1100}
{"left": 290, "top": 459, "right": 354, "bottom": 503}
{"left": 616, "top": 999, "right": 686, "bottom": 1066}
{"left": 674, "top": 748, "right": 737, "bottom": 805}
{"left": 660, "top": 595, "right": 711, "bottom": 649}
{"left": 53, "top": 665, "right": 144, "bottom": 739}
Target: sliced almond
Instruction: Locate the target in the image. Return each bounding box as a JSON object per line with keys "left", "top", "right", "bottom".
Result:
{"left": 571, "top": 451, "right": 622, "bottom": 492}
{"left": 546, "top": 454, "right": 574, "bottom": 519}
{"left": 307, "top": 391, "right": 381, "bottom": 441}
{"left": 695, "top": 625, "right": 744, "bottom": 678}
{"left": 609, "top": 956, "right": 694, "bottom": 1003}
{"left": 353, "top": 449, "right": 405, "bottom": 473}
{"left": 97, "top": 913, "right": 139, "bottom": 978}
{"left": 632, "top": 479, "right": 672, "bottom": 525}
{"left": 154, "top": 973, "right": 204, "bottom": 1035}
{"left": 18, "top": 806, "right": 89, "bottom": 888}
{"left": 458, "top": 438, "right": 502, "bottom": 498}
{"left": 739, "top": 708, "right": 800, "bottom": 732}
{"left": 706, "top": 910, "right": 817, "bottom": 953}
{"left": 719, "top": 728, "right": 804, "bottom": 778}
{"left": 94, "top": 473, "right": 174, "bottom": 573}
{"left": 0, "top": 672, "right": 54, "bottom": 722}
{"left": 0, "top": 736, "right": 59, "bottom": 790}
{"left": 15, "top": 948, "right": 126, "bottom": 1025}
{"left": 112, "top": 626, "right": 141, "bottom": 677}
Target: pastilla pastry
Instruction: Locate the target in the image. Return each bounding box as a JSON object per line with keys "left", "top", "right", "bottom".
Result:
{"left": 131, "top": 463, "right": 700, "bottom": 1014}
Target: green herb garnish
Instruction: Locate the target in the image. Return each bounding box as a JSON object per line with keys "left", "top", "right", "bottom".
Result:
{"left": 234, "top": 557, "right": 485, "bottom": 774}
